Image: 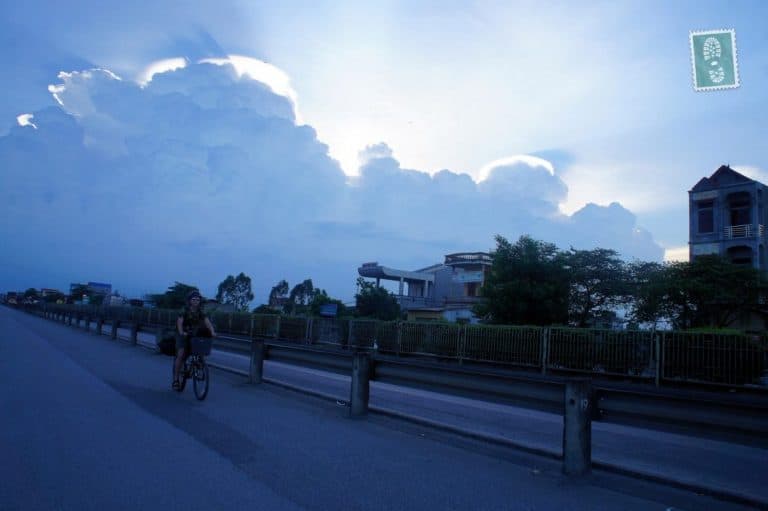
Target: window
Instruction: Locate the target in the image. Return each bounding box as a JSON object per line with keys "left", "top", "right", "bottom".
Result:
{"left": 729, "top": 198, "right": 750, "bottom": 226}
{"left": 698, "top": 200, "right": 714, "bottom": 233}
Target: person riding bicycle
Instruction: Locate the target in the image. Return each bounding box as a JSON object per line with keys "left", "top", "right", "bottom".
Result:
{"left": 173, "top": 290, "right": 216, "bottom": 390}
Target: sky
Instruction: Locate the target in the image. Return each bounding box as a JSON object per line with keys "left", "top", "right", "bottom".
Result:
{"left": 1, "top": 0, "right": 766, "bottom": 303}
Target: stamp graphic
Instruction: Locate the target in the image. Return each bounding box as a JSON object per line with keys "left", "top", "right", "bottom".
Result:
{"left": 689, "top": 29, "right": 739, "bottom": 91}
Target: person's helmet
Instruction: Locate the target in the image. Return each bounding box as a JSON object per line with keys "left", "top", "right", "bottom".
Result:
{"left": 186, "top": 290, "right": 202, "bottom": 303}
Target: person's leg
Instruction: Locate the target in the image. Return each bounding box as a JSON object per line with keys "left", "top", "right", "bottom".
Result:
{"left": 173, "top": 347, "right": 186, "bottom": 384}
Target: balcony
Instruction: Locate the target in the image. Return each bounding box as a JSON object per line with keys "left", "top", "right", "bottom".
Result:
{"left": 724, "top": 224, "right": 764, "bottom": 239}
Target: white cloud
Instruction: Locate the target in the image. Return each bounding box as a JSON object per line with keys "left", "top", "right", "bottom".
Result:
{"left": 138, "top": 57, "right": 188, "bottom": 86}
{"left": 200, "top": 55, "right": 302, "bottom": 124}
{"left": 664, "top": 246, "right": 689, "bottom": 262}
{"left": 732, "top": 165, "right": 768, "bottom": 186}
{"left": 16, "top": 114, "right": 37, "bottom": 129}
{"left": 0, "top": 59, "right": 664, "bottom": 302}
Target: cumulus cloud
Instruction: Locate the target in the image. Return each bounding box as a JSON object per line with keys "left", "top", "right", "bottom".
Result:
{"left": 0, "top": 59, "right": 663, "bottom": 302}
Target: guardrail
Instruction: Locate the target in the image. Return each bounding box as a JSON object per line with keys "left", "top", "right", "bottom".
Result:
{"left": 14, "top": 303, "right": 768, "bottom": 477}
{"left": 17, "top": 302, "right": 768, "bottom": 388}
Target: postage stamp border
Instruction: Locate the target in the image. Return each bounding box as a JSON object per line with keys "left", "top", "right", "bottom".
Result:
{"left": 689, "top": 28, "right": 740, "bottom": 92}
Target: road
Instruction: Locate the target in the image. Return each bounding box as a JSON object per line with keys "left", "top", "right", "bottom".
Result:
{"left": 0, "top": 307, "right": 762, "bottom": 510}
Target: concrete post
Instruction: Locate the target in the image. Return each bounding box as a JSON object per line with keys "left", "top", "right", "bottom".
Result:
{"left": 563, "top": 379, "right": 592, "bottom": 476}
{"left": 84, "top": 316, "right": 91, "bottom": 332}
{"left": 250, "top": 340, "right": 265, "bottom": 384}
{"left": 349, "top": 352, "right": 371, "bottom": 417}
{"left": 96, "top": 317, "right": 104, "bottom": 335}
{"left": 111, "top": 320, "right": 119, "bottom": 340}
{"left": 541, "top": 328, "right": 550, "bottom": 375}
{"left": 130, "top": 322, "right": 139, "bottom": 345}
{"left": 67, "top": 313, "right": 73, "bottom": 327}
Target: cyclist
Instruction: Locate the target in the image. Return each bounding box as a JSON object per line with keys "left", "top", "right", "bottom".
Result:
{"left": 173, "top": 290, "right": 216, "bottom": 390}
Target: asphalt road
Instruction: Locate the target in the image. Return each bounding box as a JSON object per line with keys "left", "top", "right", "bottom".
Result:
{"left": 0, "top": 307, "right": 760, "bottom": 511}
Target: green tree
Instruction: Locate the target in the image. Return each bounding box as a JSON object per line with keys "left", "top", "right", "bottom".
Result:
{"left": 69, "top": 284, "right": 89, "bottom": 302}
{"left": 42, "top": 291, "right": 66, "bottom": 304}
{"left": 309, "top": 289, "right": 347, "bottom": 317}
{"left": 631, "top": 255, "right": 766, "bottom": 329}
{"left": 146, "top": 282, "right": 199, "bottom": 310}
{"left": 268, "top": 279, "right": 289, "bottom": 308}
{"left": 627, "top": 261, "right": 668, "bottom": 328}
{"left": 23, "top": 288, "right": 39, "bottom": 299}
{"left": 216, "top": 272, "right": 255, "bottom": 312}
{"left": 474, "top": 235, "right": 570, "bottom": 325}
{"left": 355, "top": 277, "right": 401, "bottom": 320}
{"left": 285, "top": 279, "right": 315, "bottom": 315}
{"left": 565, "top": 247, "right": 631, "bottom": 327}
{"left": 253, "top": 304, "right": 278, "bottom": 314}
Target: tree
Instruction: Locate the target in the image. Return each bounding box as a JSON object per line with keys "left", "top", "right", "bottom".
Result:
{"left": 627, "top": 261, "right": 668, "bottom": 328}
{"left": 474, "top": 235, "right": 570, "bottom": 325}
{"left": 216, "top": 272, "right": 254, "bottom": 312}
{"left": 309, "top": 289, "right": 347, "bottom": 317}
{"left": 355, "top": 277, "right": 401, "bottom": 320}
{"left": 23, "top": 288, "right": 39, "bottom": 299}
{"left": 42, "top": 291, "right": 66, "bottom": 304}
{"left": 268, "top": 279, "right": 289, "bottom": 308}
{"left": 285, "top": 279, "right": 315, "bottom": 315}
{"left": 631, "top": 255, "right": 766, "bottom": 329}
{"left": 565, "top": 248, "right": 631, "bottom": 327}
{"left": 146, "top": 282, "right": 199, "bottom": 310}
{"left": 69, "top": 284, "right": 89, "bottom": 302}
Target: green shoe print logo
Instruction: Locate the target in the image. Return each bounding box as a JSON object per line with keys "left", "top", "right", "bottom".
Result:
{"left": 690, "top": 29, "right": 739, "bottom": 91}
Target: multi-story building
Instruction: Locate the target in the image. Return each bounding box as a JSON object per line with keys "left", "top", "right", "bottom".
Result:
{"left": 357, "top": 252, "right": 492, "bottom": 322}
{"left": 689, "top": 165, "right": 767, "bottom": 269}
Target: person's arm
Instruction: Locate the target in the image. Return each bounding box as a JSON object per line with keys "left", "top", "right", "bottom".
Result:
{"left": 204, "top": 317, "right": 216, "bottom": 337}
{"left": 177, "top": 316, "right": 184, "bottom": 336}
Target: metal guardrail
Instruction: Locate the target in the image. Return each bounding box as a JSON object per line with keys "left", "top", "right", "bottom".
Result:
{"left": 14, "top": 303, "right": 768, "bottom": 482}
{"left": 18, "top": 302, "right": 768, "bottom": 389}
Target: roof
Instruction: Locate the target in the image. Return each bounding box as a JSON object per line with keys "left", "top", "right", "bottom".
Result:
{"left": 690, "top": 165, "right": 759, "bottom": 192}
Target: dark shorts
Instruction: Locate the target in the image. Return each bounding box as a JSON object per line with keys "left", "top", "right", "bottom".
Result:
{"left": 175, "top": 333, "right": 191, "bottom": 352}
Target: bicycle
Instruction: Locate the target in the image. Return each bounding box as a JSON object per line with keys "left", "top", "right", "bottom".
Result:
{"left": 174, "top": 336, "right": 212, "bottom": 400}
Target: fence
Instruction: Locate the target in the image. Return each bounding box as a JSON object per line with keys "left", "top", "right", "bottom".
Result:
{"left": 24, "top": 302, "right": 768, "bottom": 388}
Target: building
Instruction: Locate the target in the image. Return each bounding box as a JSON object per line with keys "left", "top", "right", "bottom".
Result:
{"left": 689, "top": 165, "right": 767, "bottom": 269}
{"left": 358, "top": 252, "right": 492, "bottom": 322}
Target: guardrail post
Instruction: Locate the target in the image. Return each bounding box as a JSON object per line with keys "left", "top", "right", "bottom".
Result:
{"left": 541, "top": 328, "right": 550, "bottom": 375}
{"left": 250, "top": 340, "right": 266, "bottom": 384}
{"left": 130, "top": 322, "right": 139, "bottom": 345}
{"left": 84, "top": 316, "right": 91, "bottom": 332}
{"left": 350, "top": 351, "right": 371, "bottom": 417}
{"left": 96, "top": 317, "right": 104, "bottom": 335}
{"left": 305, "top": 317, "right": 312, "bottom": 344}
{"left": 563, "top": 379, "right": 592, "bottom": 476}
{"left": 111, "top": 320, "right": 120, "bottom": 340}
{"left": 67, "top": 313, "right": 74, "bottom": 327}
{"left": 396, "top": 322, "right": 402, "bottom": 356}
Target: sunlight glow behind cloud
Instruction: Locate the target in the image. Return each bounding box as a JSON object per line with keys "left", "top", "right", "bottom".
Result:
{"left": 200, "top": 55, "right": 302, "bottom": 124}
{"left": 477, "top": 155, "right": 556, "bottom": 182}
{"left": 138, "top": 57, "right": 188, "bottom": 86}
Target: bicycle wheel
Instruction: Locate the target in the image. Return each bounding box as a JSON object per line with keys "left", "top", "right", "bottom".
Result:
{"left": 192, "top": 357, "right": 209, "bottom": 401}
{"left": 179, "top": 360, "right": 189, "bottom": 392}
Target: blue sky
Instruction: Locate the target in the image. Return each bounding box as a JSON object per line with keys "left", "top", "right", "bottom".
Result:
{"left": 1, "top": 1, "right": 766, "bottom": 302}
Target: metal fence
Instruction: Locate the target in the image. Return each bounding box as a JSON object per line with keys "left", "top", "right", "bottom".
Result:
{"left": 23, "top": 303, "right": 768, "bottom": 388}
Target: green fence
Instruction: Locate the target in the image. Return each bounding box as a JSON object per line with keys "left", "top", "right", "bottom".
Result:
{"left": 23, "top": 303, "right": 768, "bottom": 388}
